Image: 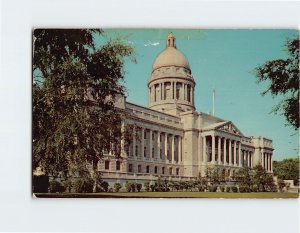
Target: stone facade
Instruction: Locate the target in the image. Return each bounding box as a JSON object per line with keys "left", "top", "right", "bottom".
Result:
{"left": 98, "top": 33, "right": 274, "bottom": 186}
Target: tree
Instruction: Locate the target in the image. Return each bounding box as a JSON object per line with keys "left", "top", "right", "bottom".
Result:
{"left": 33, "top": 29, "right": 135, "bottom": 192}
{"left": 253, "top": 165, "right": 275, "bottom": 192}
{"left": 273, "top": 157, "right": 299, "bottom": 185}
{"left": 255, "top": 38, "right": 299, "bottom": 129}
{"left": 236, "top": 166, "right": 253, "bottom": 190}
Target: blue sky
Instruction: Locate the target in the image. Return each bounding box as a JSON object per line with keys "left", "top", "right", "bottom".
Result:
{"left": 100, "top": 29, "right": 298, "bottom": 161}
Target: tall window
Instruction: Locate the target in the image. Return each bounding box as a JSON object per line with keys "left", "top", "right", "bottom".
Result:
{"left": 154, "top": 166, "right": 158, "bottom": 174}
{"left": 152, "top": 148, "right": 155, "bottom": 158}
{"left": 105, "top": 160, "right": 110, "bottom": 170}
{"left": 128, "top": 164, "right": 133, "bottom": 173}
{"left": 144, "top": 130, "right": 147, "bottom": 139}
{"left": 162, "top": 167, "right": 165, "bottom": 174}
{"left": 176, "top": 168, "right": 179, "bottom": 176}
{"left": 138, "top": 164, "right": 142, "bottom": 173}
{"left": 146, "top": 165, "right": 150, "bottom": 173}
{"left": 144, "top": 147, "right": 147, "bottom": 157}
{"left": 169, "top": 167, "right": 172, "bottom": 175}
{"left": 116, "top": 161, "right": 120, "bottom": 171}
{"left": 135, "top": 145, "right": 138, "bottom": 156}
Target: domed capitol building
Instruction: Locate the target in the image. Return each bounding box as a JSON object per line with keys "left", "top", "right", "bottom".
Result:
{"left": 99, "top": 33, "right": 274, "bottom": 185}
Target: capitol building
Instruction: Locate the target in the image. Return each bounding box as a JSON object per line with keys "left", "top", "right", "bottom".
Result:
{"left": 98, "top": 33, "right": 274, "bottom": 185}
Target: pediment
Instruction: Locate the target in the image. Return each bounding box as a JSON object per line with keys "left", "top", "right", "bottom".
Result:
{"left": 216, "top": 121, "right": 243, "bottom": 136}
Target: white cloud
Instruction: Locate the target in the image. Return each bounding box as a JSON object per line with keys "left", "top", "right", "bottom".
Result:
{"left": 144, "top": 41, "right": 160, "bottom": 47}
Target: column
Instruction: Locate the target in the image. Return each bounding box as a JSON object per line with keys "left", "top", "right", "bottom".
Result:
{"left": 164, "top": 133, "right": 168, "bottom": 161}
{"left": 190, "top": 86, "right": 193, "bottom": 103}
{"left": 174, "top": 81, "right": 177, "bottom": 99}
{"left": 229, "top": 139, "right": 232, "bottom": 165}
{"left": 141, "top": 128, "right": 144, "bottom": 157}
{"left": 133, "top": 125, "right": 136, "bottom": 157}
{"left": 171, "top": 135, "right": 175, "bottom": 163}
{"left": 149, "top": 129, "right": 153, "bottom": 159}
{"left": 223, "top": 138, "right": 227, "bottom": 164}
{"left": 218, "top": 136, "right": 221, "bottom": 165}
{"left": 178, "top": 136, "right": 182, "bottom": 162}
{"left": 247, "top": 151, "right": 250, "bottom": 167}
{"left": 159, "top": 83, "right": 162, "bottom": 101}
{"left": 203, "top": 136, "right": 207, "bottom": 163}
{"left": 233, "top": 141, "right": 237, "bottom": 166}
{"left": 184, "top": 84, "right": 187, "bottom": 100}
{"left": 121, "top": 120, "right": 126, "bottom": 157}
{"left": 264, "top": 153, "right": 267, "bottom": 170}
{"left": 211, "top": 135, "right": 216, "bottom": 163}
{"left": 191, "top": 87, "right": 194, "bottom": 105}
{"left": 157, "top": 131, "right": 161, "bottom": 159}
{"left": 171, "top": 81, "right": 174, "bottom": 100}
{"left": 270, "top": 154, "right": 273, "bottom": 172}
{"left": 238, "top": 142, "right": 242, "bottom": 167}
{"left": 162, "top": 82, "right": 165, "bottom": 100}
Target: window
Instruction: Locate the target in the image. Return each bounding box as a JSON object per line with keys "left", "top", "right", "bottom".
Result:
{"left": 176, "top": 168, "right": 179, "bottom": 176}
{"left": 152, "top": 132, "right": 155, "bottom": 140}
{"left": 152, "top": 148, "right": 155, "bottom": 157}
{"left": 154, "top": 166, "right": 158, "bottom": 174}
{"left": 169, "top": 167, "right": 172, "bottom": 175}
{"left": 116, "top": 161, "right": 120, "bottom": 171}
{"left": 146, "top": 165, "right": 150, "bottom": 173}
{"left": 162, "top": 167, "right": 165, "bottom": 174}
{"left": 128, "top": 164, "right": 133, "bottom": 173}
{"left": 105, "top": 160, "right": 110, "bottom": 170}
{"left": 135, "top": 145, "right": 138, "bottom": 156}
{"left": 160, "top": 149, "right": 162, "bottom": 159}
{"left": 144, "top": 130, "right": 147, "bottom": 139}
{"left": 138, "top": 165, "right": 142, "bottom": 173}
{"left": 144, "top": 147, "right": 147, "bottom": 157}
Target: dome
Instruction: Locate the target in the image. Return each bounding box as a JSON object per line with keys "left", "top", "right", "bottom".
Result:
{"left": 152, "top": 33, "right": 190, "bottom": 71}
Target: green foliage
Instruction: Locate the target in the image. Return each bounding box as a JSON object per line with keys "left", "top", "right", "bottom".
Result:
{"left": 239, "top": 184, "right": 251, "bottom": 193}
{"left": 231, "top": 186, "right": 238, "bottom": 193}
{"left": 255, "top": 38, "right": 299, "bottom": 129}
{"left": 113, "top": 183, "right": 122, "bottom": 192}
{"left": 277, "top": 179, "right": 286, "bottom": 192}
{"left": 125, "top": 182, "right": 132, "bottom": 192}
{"left": 273, "top": 158, "right": 299, "bottom": 185}
{"left": 225, "top": 186, "right": 231, "bottom": 192}
{"left": 136, "top": 183, "right": 142, "bottom": 192}
{"left": 208, "top": 185, "right": 217, "bottom": 192}
{"left": 49, "top": 180, "right": 65, "bottom": 193}
{"left": 252, "top": 184, "right": 258, "bottom": 192}
{"left": 144, "top": 182, "right": 150, "bottom": 192}
{"left": 32, "top": 29, "right": 135, "bottom": 187}
{"left": 100, "top": 181, "right": 109, "bottom": 192}
{"left": 74, "top": 178, "right": 94, "bottom": 193}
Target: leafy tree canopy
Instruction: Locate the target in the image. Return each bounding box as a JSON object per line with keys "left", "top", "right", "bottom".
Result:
{"left": 33, "top": 29, "right": 135, "bottom": 187}
{"left": 273, "top": 157, "right": 299, "bottom": 185}
{"left": 255, "top": 38, "right": 299, "bottom": 129}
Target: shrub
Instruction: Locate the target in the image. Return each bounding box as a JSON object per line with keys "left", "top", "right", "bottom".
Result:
{"left": 130, "top": 182, "right": 136, "bottom": 192}
{"left": 136, "top": 183, "right": 142, "bottom": 192}
{"left": 239, "top": 185, "right": 250, "bottom": 193}
{"left": 114, "top": 183, "right": 122, "bottom": 192}
{"left": 252, "top": 184, "right": 258, "bottom": 192}
{"left": 219, "top": 186, "right": 225, "bottom": 192}
{"left": 144, "top": 182, "right": 150, "bottom": 192}
{"left": 49, "top": 180, "right": 64, "bottom": 193}
{"left": 231, "top": 186, "right": 238, "bottom": 193}
{"left": 208, "top": 185, "right": 217, "bottom": 192}
{"left": 100, "top": 181, "right": 109, "bottom": 192}
{"left": 74, "top": 178, "right": 93, "bottom": 193}
{"left": 225, "top": 186, "right": 230, "bottom": 192}
{"left": 125, "top": 182, "right": 132, "bottom": 192}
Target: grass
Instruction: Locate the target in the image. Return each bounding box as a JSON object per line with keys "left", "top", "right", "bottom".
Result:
{"left": 34, "top": 191, "right": 299, "bottom": 199}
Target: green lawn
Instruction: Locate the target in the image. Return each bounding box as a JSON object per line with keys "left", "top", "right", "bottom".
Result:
{"left": 34, "top": 191, "right": 299, "bottom": 198}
